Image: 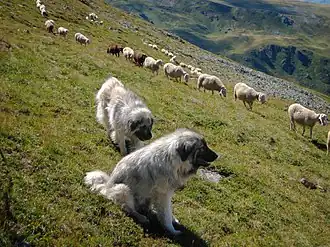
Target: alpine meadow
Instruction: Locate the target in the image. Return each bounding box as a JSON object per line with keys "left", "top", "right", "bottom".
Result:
{"left": 1, "top": 0, "right": 330, "bottom": 246}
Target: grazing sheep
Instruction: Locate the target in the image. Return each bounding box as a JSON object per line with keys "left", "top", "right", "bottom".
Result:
{"left": 148, "top": 44, "right": 153, "bottom": 48}
{"left": 179, "top": 62, "right": 187, "bottom": 68}
{"left": 190, "top": 69, "right": 202, "bottom": 78}
{"left": 152, "top": 44, "right": 158, "bottom": 50}
{"left": 187, "top": 65, "right": 192, "bottom": 70}
{"left": 197, "top": 74, "right": 226, "bottom": 97}
{"left": 107, "top": 44, "right": 124, "bottom": 57}
{"left": 234, "top": 82, "right": 266, "bottom": 110}
{"left": 57, "top": 27, "right": 68, "bottom": 37}
{"left": 327, "top": 130, "right": 330, "bottom": 155}
{"left": 168, "top": 52, "right": 174, "bottom": 57}
{"left": 133, "top": 52, "right": 147, "bottom": 67}
{"left": 170, "top": 56, "right": 179, "bottom": 65}
{"left": 44, "top": 20, "right": 55, "bottom": 34}
{"left": 40, "top": 8, "right": 48, "bottom": 17}
{"left": 143, "top": 57, "right": 163, "bottom": 75}
{"left": 163, "top": 63, "right": 189, "bottom": 84}
{"left": 195, "top": 68, "right": 202, "bottom": 73}
{"left": 164, "top": 50, "right": 169, "bottom": 55}
{"left": 288, "top": 103, "right": 328, "bottom": 139}
{"left": 123, "top": 47, "right": 134, "bottom": 61}
{"left": 161, "top": 48, "right": 166, "bottom": 53}
{"left": 89, "top": 12, "right": 98, "bottom": 21}
{"left": 39, "top": 4, "right": 46, "bottom": 11}
{"left": 75, "top": 33, "right": 90, "bottom": 45}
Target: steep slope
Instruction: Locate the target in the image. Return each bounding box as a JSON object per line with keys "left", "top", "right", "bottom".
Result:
{"left": 1, "top": 0, "right": 330, "bottom": 246}
{"left": 107, "top": 0, "right": 330, "bottom": 96}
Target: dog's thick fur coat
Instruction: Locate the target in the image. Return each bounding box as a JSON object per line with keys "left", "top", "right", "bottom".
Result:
{"left": 96, "top": 76, "right": 154, "bottom": 155}
{"left": 84, "top": 128, "right": 218, "bottom": 235}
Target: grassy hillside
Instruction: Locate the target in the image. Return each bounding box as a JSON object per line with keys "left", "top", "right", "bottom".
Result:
{"left": 108, "top": 0, "right": 330, "bottom": 96}
{"left": 1, "top": 0, "right": 330, "bottom": 246}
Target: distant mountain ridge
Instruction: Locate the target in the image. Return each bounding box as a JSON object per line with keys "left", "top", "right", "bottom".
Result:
{"left": 107, "top": 0, "right": 330, "bottom": 95}
{"left": 302, "top": 0, "right": 330, "bottom": 4}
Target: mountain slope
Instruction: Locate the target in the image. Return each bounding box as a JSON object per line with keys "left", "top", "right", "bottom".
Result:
{"left": 1, "top": 0, "right": 330, "bottom": 246}
{"left": 107, "top": 0, "right": 330, "bottom": 95}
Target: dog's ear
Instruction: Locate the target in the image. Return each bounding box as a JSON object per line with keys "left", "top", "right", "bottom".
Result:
{"left": 177, "top": 142, "right": 194, "bottom": 161}
{"left": 129, "top": 120, "right": 139, "bottom": 132}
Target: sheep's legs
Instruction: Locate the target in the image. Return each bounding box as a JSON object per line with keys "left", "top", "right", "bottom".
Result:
{"left": 309, "top": 127, "right": 313, "bottom": 139}
{"left": 290, "top": 119, "right": 296, "bottom": 131}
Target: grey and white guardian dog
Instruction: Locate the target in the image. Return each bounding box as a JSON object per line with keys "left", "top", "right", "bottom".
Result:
{"left": 84, "top": 128, "right": 219, "bottom": 235}
{"left": 96, "top": 76, "right": 154, "bottom": 155}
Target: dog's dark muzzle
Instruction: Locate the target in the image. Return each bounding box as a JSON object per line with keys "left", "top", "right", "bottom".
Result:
{"left": 195, "top": 147, "right": 219, "bottom": 167}
{"left": 136, "top": 128, "right": 152, "bottom": 141}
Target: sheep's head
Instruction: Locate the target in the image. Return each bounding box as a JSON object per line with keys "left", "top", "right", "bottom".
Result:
{"left": 258, "top": 93, "right": 266, "bottom": 104}
{"left": 318, "top": 114, "right": 328, "bottom": 126}
{"left": 183, "top": 73, "right": 190, "bottom": 83}
{"left": 219, "top": 87, "right": 227, "bottom": 97}
{"left": 156, "top": 59, "right": 163, "bottom": 66}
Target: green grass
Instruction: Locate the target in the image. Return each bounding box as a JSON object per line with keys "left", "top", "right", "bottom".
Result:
{"left": 1, "top": 0, "right": 330, "bottom": 246}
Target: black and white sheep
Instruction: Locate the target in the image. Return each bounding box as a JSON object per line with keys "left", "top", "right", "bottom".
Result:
{"left": 75, "top": 33, "right": 90, "bottom": 45}
{"left": 45, "top": 20, "right": 55, "bottom": 34}
{"left": 58, "top": 27, "right": 69, "bottom": 37}
{"left": 288, "top": 103, "right": 328, "bottom": 139}
{"left": 197, "top": 74, "right": 226, "bottom": 97}
{"left": 234, "top": 82, "right": 266, "bottom": 110}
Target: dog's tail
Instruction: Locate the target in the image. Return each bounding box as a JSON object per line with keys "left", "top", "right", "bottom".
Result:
{"left": 84, "top": 170, "right": 111, "bottom": 196}
{"left": 84, "top": 170, "right": 134, "bottom": 207}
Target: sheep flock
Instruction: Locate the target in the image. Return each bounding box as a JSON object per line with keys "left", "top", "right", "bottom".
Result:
{"left": 33, "top": 0, "right": 329, "bottom": 159}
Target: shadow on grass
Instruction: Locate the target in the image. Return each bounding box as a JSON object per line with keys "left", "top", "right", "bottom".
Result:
{"left": 141, "top": 212, "right": 209, "bottom": 247}
{"left": 311, "top": 139, "right": 327, "bottom": 151}
{"left": 251, "top": 110, "right": 266, "bottom": 118}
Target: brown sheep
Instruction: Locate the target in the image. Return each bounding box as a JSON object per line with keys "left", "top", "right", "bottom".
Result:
{"left": 107, "top": 45, "right": 124, "bottom": 57}
{"left": 133, "top": 52, "right": 147, "bottom": 66}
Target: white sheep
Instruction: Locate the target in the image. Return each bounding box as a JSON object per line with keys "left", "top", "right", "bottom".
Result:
{"left": 197, "top": 74, "right": 226, "bottom": 97}
{"left": 288, "top": 103, "right": 328, "bottom": 139}
{"left": 164, "top": 50, "right": 169, "bottom": 55}
{"left": 123, "top": 47, "right": 134, "bottom": 61}
{"left": 170, "top": 56, "right": 179, "bottom": 65}
{"left": 187, "top": 65, "right": 192, "bottom": 70}
{"left": 148, "top": 43, "right": 153, "bottom": 48}
{"left": 39, "top": 4, "right": 45, "bottom": 11}
{"left": 44, "top": 19, "right": 55, "bottom": 33}
{"left": 327, "top": 130, "right": 330, "bottom": 155}
{"left": 57, "top": 27, "right": 69, "bottom": 37}
{"left": 168, "top": 52, "right": 174, "bottom": 57}
{"left": 161, "top": 48, "right": 166, "bottom": 53}
{"left": 163, "top": 63, "right": 189, "bottom": 84}
{"left": 36, "top": 2, "right": 41, "bottom": 8}
{"left": 152, "top": 44, "right": 158, "bottom": 50}
{"left": 195, "top": 68, "right": 202, "bottom": 73}
{"left": 234, "top": 82, "right": 266, "bottom": 110}
{"left": 75, "top": 33, "right": 90, "bottom": 45}
{"left": 179, "top": 62, "right": 187, "bottom": 68}
{"left": 143, "top": 57, "right": 163, "bottom": 75}
{"left": 190, "top": 69, "right": 202, "bottom": 78}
